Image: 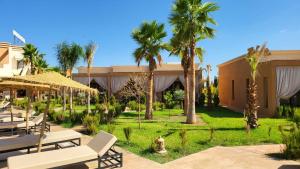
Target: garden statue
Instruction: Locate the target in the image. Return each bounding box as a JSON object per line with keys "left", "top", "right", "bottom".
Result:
{"left": 155, "top": 136, "right": 167, "bottom": 154}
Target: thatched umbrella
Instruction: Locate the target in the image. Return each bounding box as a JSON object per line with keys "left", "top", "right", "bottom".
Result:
{"left": 0, "top": 80, "right": 54, "bottom": 134}
{"left": 1, "top": 72, "right": 97, "bottom": 152}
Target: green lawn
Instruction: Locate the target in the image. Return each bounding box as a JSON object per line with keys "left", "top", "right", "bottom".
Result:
{"left": 52, "top": 105, "right": 290, "bottom": 163}
{"left": 94, "top": 107, "right": 290, "bottom": 163}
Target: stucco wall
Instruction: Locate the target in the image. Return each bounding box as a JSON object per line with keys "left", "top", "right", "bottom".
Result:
{"left": 219, "top": 56, "right": 300, "bottom": 117}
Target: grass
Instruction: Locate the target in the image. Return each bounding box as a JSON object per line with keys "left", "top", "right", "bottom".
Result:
{"left": 52, "top": 104, "right": 290, "bottom": 163}
{"left": 95, "top": 107, "right": 291, "bottom": 163}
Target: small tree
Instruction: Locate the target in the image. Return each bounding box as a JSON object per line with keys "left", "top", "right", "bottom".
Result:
{"left": 164, "top": 91, "right": 176, "bottom": 119}
{"left": 245, "top": 44, "right": 271, "bottom": 128}
{"left": 119, "top": 73, "right": 148, "bottom": 129}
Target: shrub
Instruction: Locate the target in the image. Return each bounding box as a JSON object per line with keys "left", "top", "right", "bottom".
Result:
{"left": 50, "top": 112, "right": 66, "bottom": 124}
{"left": 115, "top": 102, "right": 123, "bottom": 117}
{"left": 174, "top": 89, "right": 184, "bottom": 108}
{"left": 70, "top": 112, "right": 84, "bottom": 124}
{"left": 198, "top": 92, "right": 206, "bottom": 107}
{"left": 32, "top": 101, "right": 47, "bottom": 114}
{"left": 123, "top": 127, "right": 132, "bottom": 143}
{"left": 279, "top": 124, "right": 300, "bottom": 159}
{"left": 107, "top": 123, "right": 116, "bottom": 134}
{"left": 128, "top": 100, "right": 138, "bottom": 111}
{"left": 149, "top": 137, "right": 156, "bottom": 153}
{"left": 213, "top": 94, "right": 220, "bottom": 107}
{"left": 135, "top": 103, "right": 146, "bottom": 112}
{"left": 13, "top": 98, "right": 28, "bottom": 109}
{"left": 82, "top": 114, "right": 100, "bottom": 135}
{"left": 96, "top": 103, "right": 107, "bottom": 114}
{"left": 109, "top": 95, "right": 117, "bottom": 106}
{"left": 293, "top": 108, "right": 300, "bottom": 125}
{"left": 164, "top": 91, "right": 176, "bottom": 109}
{"left": 153, "top": 102, "right": 165, "bottom": 111}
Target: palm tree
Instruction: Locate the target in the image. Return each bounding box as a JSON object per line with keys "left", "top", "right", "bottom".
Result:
{"left": 169, "top": 0, "right": 219, "bottom": 124}
{"left": 23, "top": 44, "right": 39, "bottom": 75}
{"left": 34, "top": 54, "right": 48, "bottom": 74}
{"left": 68, "top": 43, "right": 84, "bottom": 113}
{"left": 170, "top": 33, "right": 190, "bottom": 115}
{"left": 56, "top": 42, "right": 83, "bottom": 113}
{"left": 132, "top": 21, "right": 168, "bottom": 120}
{"left": 56, "top": 42, "right": 70, "bottom": 112}
{"left": 245, "top": 44, "right": 270, "bottom": 128}
{"left": 84, "top": 42, "right": 97, "bottom": 113}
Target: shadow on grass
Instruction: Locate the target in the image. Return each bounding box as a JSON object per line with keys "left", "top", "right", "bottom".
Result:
{"left": 197, "top": 106, "right": 243, "bottom": 118}
{"left": 121, "top": 112, "right": 139, "bottom": 117}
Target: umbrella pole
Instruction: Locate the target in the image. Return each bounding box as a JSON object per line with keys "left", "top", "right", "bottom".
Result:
{"left": 25, "top": 89, "right": 32, "bottom": 134}
{"left": 37, "top": 87, "right": 52, "bottom": 152}
{"left": 10, "top": 89, "right": 13, "bottom": 135}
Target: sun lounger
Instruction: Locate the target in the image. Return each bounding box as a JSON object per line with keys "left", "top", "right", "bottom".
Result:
{"left": 0, "top": 129, "right": 81, "bottom": 154}
{"left": 0, "top": 102, "right": 10, "bottom": 111}
{"left": 0, "top": 113, "right": 49, "bottom": 133}
{"left": 7, "top": 131, "right": 123, "bottom": 169}
{"left": 0, "top": 116, "right": 24, "bottom": 122}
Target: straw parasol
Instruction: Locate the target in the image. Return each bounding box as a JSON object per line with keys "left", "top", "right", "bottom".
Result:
{"left": 0, "top": 71, "right": 98, "bottom": 151}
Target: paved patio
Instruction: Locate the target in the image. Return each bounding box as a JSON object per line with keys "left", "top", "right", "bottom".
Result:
{"left": 0, "top": 123, "right": 299, "bottom": 169}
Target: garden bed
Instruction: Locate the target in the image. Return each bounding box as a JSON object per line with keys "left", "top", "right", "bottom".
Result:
{"left": 53, "top": 106, "right": 291, "bottom": 163}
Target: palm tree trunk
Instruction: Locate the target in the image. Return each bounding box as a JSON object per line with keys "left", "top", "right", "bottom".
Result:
{"left": 37, "top": 87, "right": 51, "bottom": 152}
{"left": 145, "top": 71, "right": 153, "bottom": 120}
{"left": 187, "top": 42, "right": 197, "bottom": 124}
{"left": 184, "top": 71, "right": 189, "bottom": 116}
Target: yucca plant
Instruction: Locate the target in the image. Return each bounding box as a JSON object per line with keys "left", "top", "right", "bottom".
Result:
{"left": 279, "top": 123, "right": 300, "bottom": 159}
{"left": 123, "top": 127, "right": 132, "bottom": 143}
{"left": 179, "top": 129, "right": 188, "bottom": 153}
{"left": 245, "top": 44, "right": 271, "bottom": 128}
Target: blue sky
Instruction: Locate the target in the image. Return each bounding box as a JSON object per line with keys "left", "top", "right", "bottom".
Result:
{"left": 1, "top": 0, "right": 300, "bottom": 77}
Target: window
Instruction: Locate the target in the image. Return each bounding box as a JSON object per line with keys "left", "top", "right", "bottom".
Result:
{"left": 246, "top": 78, "right": 249, "bottom": 101}
{"left": 263, "top": 77, "right": 268, "bottom": 108}
{"left": 232, "top": 80, "right": 235, "bottom": 100}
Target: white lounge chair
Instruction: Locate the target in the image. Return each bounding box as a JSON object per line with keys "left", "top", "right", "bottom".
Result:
{"left": 0, "top": 129, "right": 81, "bottom": 154}
{"left": 0, "top": 113, "right": 48, "bottom": 133}
{"left": 7, "top": 131, "right": 122, "bottom": 169}
{"left": 0, "top": 101, "right": 10, "bottom": 111}
{"left": 0, "top": 116, "right": 24, "bottom": 122}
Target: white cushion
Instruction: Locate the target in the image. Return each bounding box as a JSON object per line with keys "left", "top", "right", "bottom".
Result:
{"left": 8, "top": 146, "right": 97, "bottom": 169}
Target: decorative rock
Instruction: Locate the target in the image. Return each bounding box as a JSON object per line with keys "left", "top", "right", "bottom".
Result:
{"left": 155, "top": 136, "right": 167, "bottom": 154}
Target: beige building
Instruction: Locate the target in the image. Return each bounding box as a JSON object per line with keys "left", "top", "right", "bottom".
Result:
{"left": 0, "top": 42, "right": 27, "bottom": 77}
{"left": 73, "top": 63, "right": 201, "bottom": 101}
{"left": 218, "top": 50, "right": 300, "bottom": 117}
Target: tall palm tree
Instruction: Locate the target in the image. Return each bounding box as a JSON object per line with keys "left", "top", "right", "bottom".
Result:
{"left": 84, "top": 42, "right": 97, "bottom": 113}
{"left": 132, "top": 21, "right": 168, "bottom": 120}
{"left": 245, "top": 44, "right": 270, "bottom": 128}
{"left": 68, "top": 43, "right": 84, "bottom": 113}
{"left": 169, "top": 0, "right": 219, "bottom": 124}
{"left": 56, "top": 42, "right": 70, "bottom": 112}
{"left": 170, "top": 33, "right": 190, "bottom": 115}
{"left": 56, "top": 42, "right": 83, "bottom": 113}
{"left": 23, "top": 44, "right": 39, "bottom": 75}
